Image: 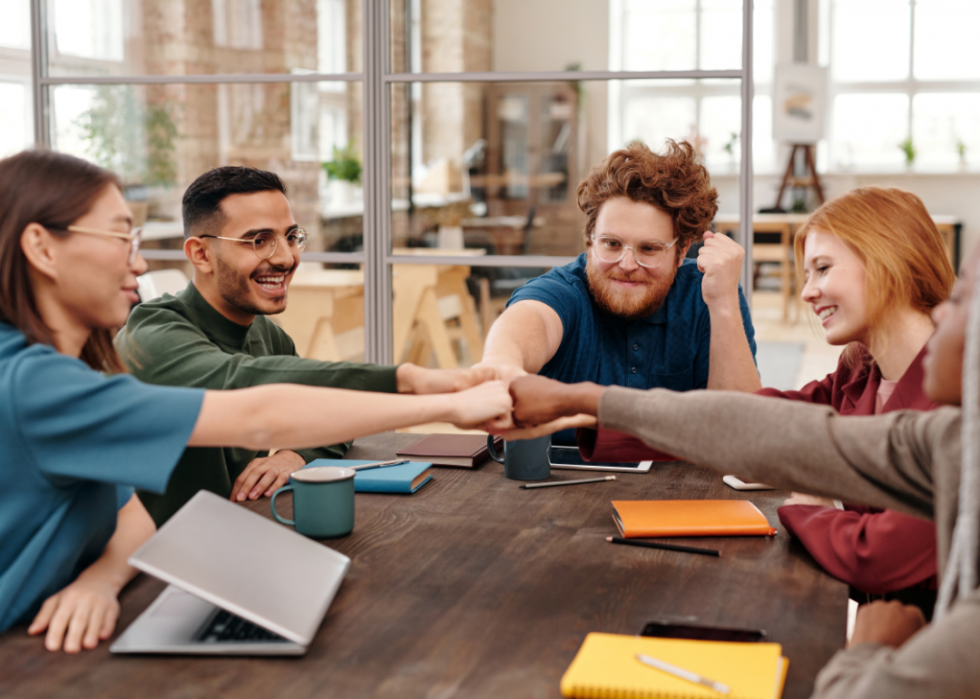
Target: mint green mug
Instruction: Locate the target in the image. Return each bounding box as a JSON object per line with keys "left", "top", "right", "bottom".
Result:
{"left": 270, "top": 466, "right": 356, "bottom": 538}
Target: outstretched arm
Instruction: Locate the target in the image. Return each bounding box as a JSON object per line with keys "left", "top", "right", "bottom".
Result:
{"left": 189, "top": 380, "right": 514, "bottom": 452}
{"left": 473, "top": 300, "right": 564, "bottom": 383}
{"left": 28, "top": 495, "right": 156, "bottom": 653}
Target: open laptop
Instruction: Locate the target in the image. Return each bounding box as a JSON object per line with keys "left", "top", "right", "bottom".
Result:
{"left": 111, "top": 490, "right": 350, "bottom": 656}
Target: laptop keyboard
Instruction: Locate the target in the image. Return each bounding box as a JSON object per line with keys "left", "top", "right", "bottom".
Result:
{"left": 197, "top": 609, "right": 289, "bottom": 643}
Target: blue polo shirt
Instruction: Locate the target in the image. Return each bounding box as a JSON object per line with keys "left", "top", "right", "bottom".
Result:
{"left": 508, "top": 254, "right": 756, "bottom": 443}
{"left": 0, "top": 322, "right": 204, "bottom": 633}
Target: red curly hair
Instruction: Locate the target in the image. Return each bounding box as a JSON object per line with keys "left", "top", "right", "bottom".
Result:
{"left": 577, "top": 140, "right": 718, "bottom": 252}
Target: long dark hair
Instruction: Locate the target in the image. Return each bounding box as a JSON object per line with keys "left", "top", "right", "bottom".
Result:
{"left": 0, "top": 149, "right": 127, "bottom": 372}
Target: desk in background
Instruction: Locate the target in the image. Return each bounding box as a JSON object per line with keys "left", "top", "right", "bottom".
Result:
{"left": 0, "top": 432, "right": 846, "bottom": 699}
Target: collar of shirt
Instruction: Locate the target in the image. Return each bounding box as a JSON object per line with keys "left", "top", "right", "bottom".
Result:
{"left": 180, "top": 282, "right": 253, "bottom": 350}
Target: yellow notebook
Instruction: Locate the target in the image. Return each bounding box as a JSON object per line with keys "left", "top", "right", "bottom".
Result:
{"left": 560, "top": 632, "right": 788, "bottom": 699}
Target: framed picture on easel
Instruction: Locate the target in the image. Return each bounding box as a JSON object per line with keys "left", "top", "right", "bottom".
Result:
{"left": 772, "top": 64, "right": 828, "bottom": 144}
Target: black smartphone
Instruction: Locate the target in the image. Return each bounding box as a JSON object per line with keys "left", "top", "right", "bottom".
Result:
{"left": 640, "top": 621, "right": 767, "bottom": 643}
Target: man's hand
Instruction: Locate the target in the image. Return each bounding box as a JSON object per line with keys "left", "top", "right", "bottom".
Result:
{"left": 396, "top": 363, "right": 498, "bottom": 394}
{"left": 697, "top": 231, "right": 744, "bottom": 311}
{"left": 231, "top": 449, "right": 307, "bottom": 502}
{"left": 471, "top": 361, "right": 527, "bottom": 385}
{"left": 783, "top": 492, "right": 836, "bottom": 508}
{"left": 848, "top": 600, "right": 926, "bottom": 649}
{"left": 28, "top": 572, "right": 122, "bottom": 653}
{"left": 510, "top": 375, "right": 604, "bottom": 427}
{"left": 496, "top": 414, "right": 598, "bottom": 440}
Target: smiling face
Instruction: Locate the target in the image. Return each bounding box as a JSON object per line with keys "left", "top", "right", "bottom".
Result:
{"left": 53, "top": 185, "right": 146, "bottom": 332}
{"left": 800, "top": 229, "right": 870, "bottom": 346}
{"left": 923, "top": 245, "right": 978, "bottom": 406}
{"left": 585, "top": 196, "right": 685, "bottom": 320}
{"left": 198, "top": 190, "right": 299, "bottom": 325}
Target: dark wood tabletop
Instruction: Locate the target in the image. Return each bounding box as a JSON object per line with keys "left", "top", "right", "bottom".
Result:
{"left": 1, "top": 432, "right": 847, "bottom": 699}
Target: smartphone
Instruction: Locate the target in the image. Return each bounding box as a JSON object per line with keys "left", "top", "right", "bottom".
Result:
{"left": 722, "top": 475, "right": 775, "bottom": 491}
{"left": 640, "top": 621, "right": 767, "bottom": 643}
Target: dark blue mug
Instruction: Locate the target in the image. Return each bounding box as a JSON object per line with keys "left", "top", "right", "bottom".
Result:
{"left": 487, "top": 434, "right": 550, "bottom": 481}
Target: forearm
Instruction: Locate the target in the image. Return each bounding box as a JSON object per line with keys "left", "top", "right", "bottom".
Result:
{"left": 598, "top": 386, "right": 941, "bottom": 519}
{"left": 77, "top": 495, "right": 156, "bottom": 594}
{"left": 481, "top": 302, "right": 561, "bottom": 374}
{"left": 706, "top": 303, "right": 761, "bottom": 392}
{"left": 192, "top": 386, "right": 465, "bottom": 451}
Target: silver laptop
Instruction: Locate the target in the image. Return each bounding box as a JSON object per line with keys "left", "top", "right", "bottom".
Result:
{"left": 111, "top": 490, "right": 350, "bottom": 656}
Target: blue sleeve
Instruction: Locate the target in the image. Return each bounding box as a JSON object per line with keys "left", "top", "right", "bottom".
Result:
{"left": 507, "top": 273, "right": 579, "bottom": 339}
{"left": 11, "top": 350, "right": 205, "bottom": 495}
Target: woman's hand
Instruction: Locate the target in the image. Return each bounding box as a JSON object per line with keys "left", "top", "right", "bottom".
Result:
{"left": 783, "top": 492, "right": 836, "bottom": 508}
{"left": 231, "top": 449, "right": 307, "bottom": 501}
{"left": 447, "top": 380, "right": 514, "bottom": 429}
{"left": 28, "top": 572, "right": 122, "bottom": 653}
{"left": 396, "top": 363, "right": 498, "bottom": 394}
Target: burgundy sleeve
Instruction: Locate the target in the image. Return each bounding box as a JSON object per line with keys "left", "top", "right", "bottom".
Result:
{"left": 777, "top": 504, "right": 938, "bottom": 594}
{"left": 756, "top": 372, "right": 837, "bottom": 405}
{"left": 577, "top": 427, "right": 677, "bottom": 462}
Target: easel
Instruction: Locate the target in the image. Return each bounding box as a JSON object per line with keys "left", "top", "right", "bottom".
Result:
{"left": 773, "top": 143, "right": 824, "bottom": 209}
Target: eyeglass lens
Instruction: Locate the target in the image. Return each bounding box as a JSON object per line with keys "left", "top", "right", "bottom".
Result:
{"left": 593, "top": 236, "right": 669, "bottom": 267}
{"left": 251, "top": 230, "right": 308, "bottom": 259}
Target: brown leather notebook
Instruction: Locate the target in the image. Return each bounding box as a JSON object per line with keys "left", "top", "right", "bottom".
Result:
{"left": 612, "top": 500, "right": 777, "bottom": 538}
{"left": 397, "top": 434, "right": 502, "bottom": 468}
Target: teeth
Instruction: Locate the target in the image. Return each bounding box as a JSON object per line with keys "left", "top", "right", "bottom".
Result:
{"left": 818, "top": 306, "right": 837, "bottom": 321}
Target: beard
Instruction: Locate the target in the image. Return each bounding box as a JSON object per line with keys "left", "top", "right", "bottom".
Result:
{"left": 585, "top": 253, "right": 678, "bottom": 321}
{"left": 214, "top": 255, "right": 295, "bottom": 318}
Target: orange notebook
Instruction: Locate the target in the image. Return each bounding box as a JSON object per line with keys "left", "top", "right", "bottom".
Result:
{"left": 612, "top": 500, "right": 777, "bottom": 538}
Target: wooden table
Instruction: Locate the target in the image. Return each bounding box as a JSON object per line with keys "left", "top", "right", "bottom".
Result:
{"left": 0, "top": 433, "right": 847, "bottom": 699}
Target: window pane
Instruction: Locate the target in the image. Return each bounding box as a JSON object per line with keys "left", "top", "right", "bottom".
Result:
{"left": 0, "top": 82, "right": 31, "bottom": 157}
{"left": 51, "top": 81, "right": 363, "bottom": 257}
{"left": 831, "top": 93, "right": 909, "bottom": 168}
{"left": 831, "top": 0, "right": 910, "bottom": 82}
{"left": 391, "top": 0, "right": 771, "bottom": 74}
{"left": 48, "top": 0, "right": 361, "bottom": 76}
{"left": 0, "top": 0, "right": 31, "bottom": 49}
{"left": 914, "top": 0, "right": 980, "bottom": 80}
{"left": 913, "top": 93, "right": 980, "bottom": 168}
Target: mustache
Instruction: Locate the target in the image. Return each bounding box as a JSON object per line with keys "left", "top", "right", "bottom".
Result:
{"left": 605, "top": 271, "right": 650, "bottom": 284}
{"left": 250, "top": 262, "right": 296, "bottom": 278}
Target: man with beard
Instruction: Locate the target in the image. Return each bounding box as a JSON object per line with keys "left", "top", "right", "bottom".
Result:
{"left": 477, "top": 140, "right": 759, "bottom": 444}
{"left": 118, "top": 167, "right": 492, "bottom": 525}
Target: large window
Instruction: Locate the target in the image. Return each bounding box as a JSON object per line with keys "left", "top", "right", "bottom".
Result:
{"left": 819, "top": 0, "right": 980, "bottom": 171}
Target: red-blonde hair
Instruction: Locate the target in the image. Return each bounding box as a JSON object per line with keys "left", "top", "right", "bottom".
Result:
{"left": 795, "top": 186, "right": 955, "bottom": 352}
{"left": 577, "top": 140, "right": 717, "bottom": 251}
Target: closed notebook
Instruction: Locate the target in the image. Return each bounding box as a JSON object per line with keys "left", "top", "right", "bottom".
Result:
{"left": 612, "top": 500, "right": 777, "bottom": 538}
{"left": 560, "top": 632, "right": 788, "bottom": 699}
{"left": 305, "top": 459, "right": 433, "bottom": 494}
{"left": 396, "top": 434, "right": 501, "bottom": 468}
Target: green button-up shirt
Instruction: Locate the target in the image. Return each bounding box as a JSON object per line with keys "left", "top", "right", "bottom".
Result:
{"left": 117, "top": 281, "right": 398, "bottom": 525}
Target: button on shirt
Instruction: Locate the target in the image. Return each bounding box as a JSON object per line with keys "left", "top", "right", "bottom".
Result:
{"left": 0, "top": 323, "right": 204, "bottom": 632}
{"left": 507, "top": 254, "right": 756, "bottom": 442}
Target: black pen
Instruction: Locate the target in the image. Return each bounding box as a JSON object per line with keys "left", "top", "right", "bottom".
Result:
{"left": 605, "top": 536, "right": 720, "bottom": 557}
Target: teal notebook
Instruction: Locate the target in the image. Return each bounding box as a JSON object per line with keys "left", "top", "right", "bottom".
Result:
{"left": 305, "top": 459, "right": 433, "bottom": 494}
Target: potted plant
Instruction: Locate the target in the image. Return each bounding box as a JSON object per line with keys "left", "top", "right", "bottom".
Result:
{"left": 76, "top": 85, "right": 178, "bottom": 223}
{"left": 957, "top": 138, "right": 968, "bottom": 169}
{"left": 322, "top": 141, "right": 362, "bottom": 206}
{"left": 899, "top": 137, "right": 916, "bottom": 169}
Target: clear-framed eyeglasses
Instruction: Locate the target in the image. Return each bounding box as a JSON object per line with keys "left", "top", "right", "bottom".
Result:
{"left": 198, "top": 228, "right": 308, "bottom": 259}
{"left": 590, "top": 234, "right": 678, "bottom": 269}
{"left": 50, "top": 225, "right": 143, "bottom": 265}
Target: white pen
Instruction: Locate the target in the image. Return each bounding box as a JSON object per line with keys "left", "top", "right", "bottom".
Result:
{"left": 347, "top": 459, "right": 408, "bottom": 471}
{"left": 519, "top": 476, "right": 616, "bottom": 489}
{"left": 635, "top": 653, "right": 731, "bottom": 695}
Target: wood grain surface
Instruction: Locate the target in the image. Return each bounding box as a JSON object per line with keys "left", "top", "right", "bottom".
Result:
{"left": 1, "top": 432, "right": 846, "bottom": 699}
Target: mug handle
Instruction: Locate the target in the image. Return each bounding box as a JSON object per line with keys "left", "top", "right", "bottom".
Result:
{"left": 270, "top": 485, "right": 295, "bottom": 526}
{"left": 487, "top": 435, "right": 505, "bottom": 464}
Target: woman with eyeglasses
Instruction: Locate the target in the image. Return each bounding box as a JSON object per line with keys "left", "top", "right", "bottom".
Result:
{"left": 0, "top": 150, "right": 512, "bottom": 652}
